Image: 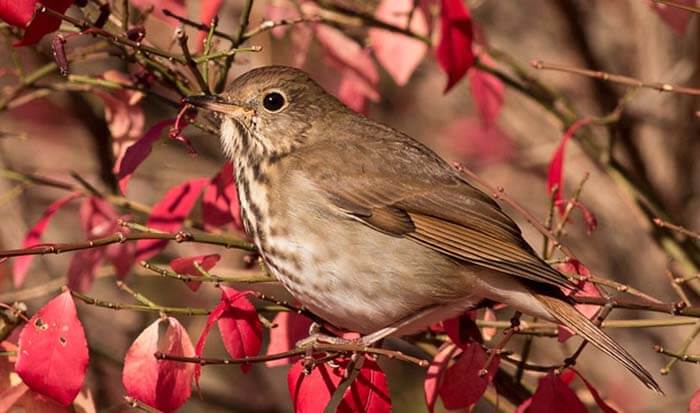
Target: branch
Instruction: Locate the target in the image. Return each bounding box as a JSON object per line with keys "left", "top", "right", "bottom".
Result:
{"left": 0, "top": 227, "right": 255, "bottom": 260}
{"left": 156, "top": 341, "right": 430, "bottom": 368}
{"left": 531, "top": 60, "right": 700, "bottom": 96}
{"left": 654, "top": 218, "right": 700, "bottom": 241}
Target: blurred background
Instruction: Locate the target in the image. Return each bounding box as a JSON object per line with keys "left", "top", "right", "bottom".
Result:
{"left": 0, "top": 0, "right": 698, "bottom": 411}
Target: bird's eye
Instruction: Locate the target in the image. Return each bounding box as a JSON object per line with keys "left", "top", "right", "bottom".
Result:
{"left": 262, "top": 92, "right": 286, "bottom": 112}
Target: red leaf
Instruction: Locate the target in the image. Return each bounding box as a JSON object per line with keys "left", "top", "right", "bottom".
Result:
{"left": 288, "top": 360, "right": 342, "bottom": 413}
{"left": 438, "top": 341, "right": 498, "bottom": 409}
{"left": 14, "top": 0, "right": 74, "bottom": 46}
{"left": 690, "top": 387, "right": 700, "bottom": 413}
{"left": 0, "top": 0, "right": 35, "bottom": 27}
{"left": 649, "top": 0, "right": 696, "bottom": 35}
{"left": 13, "top": 193, "right": 81, "bottom": 288}
{"left": 442, "top": 311, "right": 482, "bottom": 347}
{"left": 122, "top": 317, "right": 194, "bottom": 413}
{"left": 193, "top": 288, "right": 260, "bottom": 376}
{"left": 265, "top": 311, "right": 313, "bottom": 367}
{"left": 468, "top": 59, "right": 504, "bottom": 128}
{"left": 202, "top": 162, "right": 243, "bottom": 231}
{"left": 288, "top": 358, "right": 391, "bottom": 413}
{"left": 338, "top": 359, "right": 391, "bottom": 413}
{"left": 114, "top": 119, "right": 175, "bottom": 195}
{"left": 571, "top": 369, "right": 618, "bottom": 413}
{"left": 193, "top": 296, "right": 226, "bottom": 384}
{"left": 15, "top": 291, "right": 89, "bottom": 406}
{"left": 436, "top": 0, "right": 475, "bottom": 92}
{"left": 169, "top": 254, "right": 221, "bottom": 292}
{"left": 369, "top": 0, "right": 428, "bottom": 86}
{"left": 135, "top": 178, "right": 208, "bottom": 261}
{"left": 217, "top": 287, "right": 263, "bottom": 373}
{"left": 546, "top": 119, "right": 591, "bottom": 208}
{"left": 424, "top": 343, "right": 459, "bottom": 413}
{"left": 524, "top": 371, "right": 587, "bottom": 413}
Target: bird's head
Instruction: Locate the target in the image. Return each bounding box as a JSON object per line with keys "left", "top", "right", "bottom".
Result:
{"left": 186, "top": 65, "right": 347, "bottom": 161}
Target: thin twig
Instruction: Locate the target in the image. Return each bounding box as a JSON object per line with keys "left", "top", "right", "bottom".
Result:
{"left": 531, "top": 60, "right": 700, "bottom": 96}
{"left": 176, "top": 28, "right": 210, "bottom": 94}
{"left": 156, "top": 341, "right": 430, "bottom": 368}
{"left": 70, "top": 289, "right": 211, "bottom": 316}
{"left": 654, "top": 218, "right": 700, "bottom": 241}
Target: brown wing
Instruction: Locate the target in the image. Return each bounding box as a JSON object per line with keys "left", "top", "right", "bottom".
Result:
{"left": 291, "top": 135, "right": 576, "bottom": 290}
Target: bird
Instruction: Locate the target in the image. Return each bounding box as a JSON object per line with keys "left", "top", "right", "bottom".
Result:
{"left": 186, "top": 65, "right": 660, "bottom": 392}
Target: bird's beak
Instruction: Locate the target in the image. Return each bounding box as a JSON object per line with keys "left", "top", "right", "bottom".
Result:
{"left": 184, "top": 95, "right": 252, "bottom": 118}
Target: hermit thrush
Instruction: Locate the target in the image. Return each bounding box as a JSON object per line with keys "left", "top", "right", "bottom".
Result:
{"left": 186, "top": 66, "right": 660, "bottom": 392}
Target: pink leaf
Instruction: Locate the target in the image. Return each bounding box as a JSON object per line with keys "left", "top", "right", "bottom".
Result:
{"left": 105, "top": 239, "right": 136, "bottom": 280}
{"left": 67, "top": 249, "right": 104, "bottom": 292}
{"left": 288, "top": 358, "right": 391, "bottom": 413}
{"left": 0, "top": 0, "right": 35, "bottom": 27}
{"left": 13, "top": 193, "right": 81, "bottom": 288}
{"left": 369, "top": 0, "right": 428, "bottom": 86}
{"left": 438, "top": 341, "right": 498, "bottom": 409}
{"left": 557, "top": 260, "right": 602, "bottom": 341}
{"left": 690, "top": 387, "right": 700, "bottom": 413}
{"left": 77, "top": 197, "right": 136, "bottom": 280}
{"left": 115, "top": 119, "right": 175, "bottom": 195}
{"left": 424, "top": 343, "right": 459, "bottom": 413}
{"left": 649, "top": 0, "right": 696, "bottom": 35}
{"left": 13, "top": 0, "right": 74, "bottom": 46}
{"left": 554, "top": 200, "right": 598, "bottom": 235}
{"left": 196, "top": 0, "right": 224, "bottom": 48}
{"left": 130, "top": 0, "right": 185, "bottom": 25}
{"left": 316, "top": 24, "right": 380, "bottom": 112}
{"left": 265, "top": 2, "right": 298, "bottom": 38}
{"left": 436, "top": 0, "right": 475, "bottom": 92}
{"left": 202, "top": 162, "right": 242, "bottom": 231}
{"left": 441, "top": 116, "right": 515, "bottom": 164}
{"left": 135, "top": 178, "right": 208, "bottom": 261}
{"left": 468, "top": 60, "right": 504, "bottom": 128}
{"left": 169, "top": 254, "right": 221, "bottom": 291}
{"left": 96, "top": 70, "right": 145, "bottom": 146}
{"left": 481, "top": 307, "right": 498, "bottom": 341}
{"left": 546, "top": 118, "right": 591, "bottom": 208}
{"left": 571, "top": 369, "right": 618, "bottom": 413}
{"left": 0, "top": 383, "right": 30, "bottom": 412}
{"left": 67, "top": 197, "right": 123, "bottom": 292}
{"left": 122, "top": 317, "right": 194, "bottom": 413}
{"left": 523, "top": 371, "right": 587, "bottom": 413}
{"left": 16, "top": 291, "right": 89, "bottom": 406}
{"left": 217, "top": 287, "right": 263, "bottom": 373}
{"left": 265, "top": 311, "right": 313, "bottom": 367}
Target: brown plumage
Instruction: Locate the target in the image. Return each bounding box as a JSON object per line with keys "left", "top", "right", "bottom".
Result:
{"left": 187, "top": 65, "right": 661, "bottom": 392}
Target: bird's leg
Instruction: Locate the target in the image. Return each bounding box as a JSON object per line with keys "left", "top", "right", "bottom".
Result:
{"left": 295, "top": 322, "right": 357, "bottom": 349}
{"left": 360, "top": 304, "right": 446, "bottom": 346}
{"left": 480, "top": 311, "right": 521, "bottom": 376}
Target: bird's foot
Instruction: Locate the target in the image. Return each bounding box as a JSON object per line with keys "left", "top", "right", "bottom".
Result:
{"left": 295, "top": 322, "right": 359, "bottom": 349}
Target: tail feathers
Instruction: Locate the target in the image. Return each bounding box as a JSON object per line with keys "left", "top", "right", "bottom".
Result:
{"left": 535, "top": 294, "right": 662, "bottom": 394}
